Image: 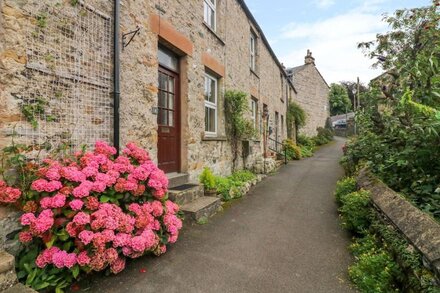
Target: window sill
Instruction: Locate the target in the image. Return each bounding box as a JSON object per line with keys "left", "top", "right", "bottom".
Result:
{"left": 202, "top": 136, "right": 228, "bottom": 142}
{"left": 202, "top": 22, "right": 226, "bottom": 46}
{"left": 250, "top": 69, "right": 259, "bottom": 79}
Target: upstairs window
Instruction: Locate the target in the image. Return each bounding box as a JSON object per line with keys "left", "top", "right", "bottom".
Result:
{"left": 204, "top": 73, "right": 218, "bottom": 136}
{"left": 204, "top": 0, "right": 216, "bottom": 31}
{"left": 250, "top": 31, "right": 256, "bottom": 71}
{"left": 251, "top": 98, "right": 258, "bottom": 130}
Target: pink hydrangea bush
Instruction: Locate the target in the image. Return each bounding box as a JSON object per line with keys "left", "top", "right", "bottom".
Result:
{"left": 0, "top": 141, "right": 182, "bottom": 292}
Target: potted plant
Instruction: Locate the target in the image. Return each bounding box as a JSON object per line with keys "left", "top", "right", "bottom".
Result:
{"left": 199, "top": 167, "right": 217, "bottom": 196}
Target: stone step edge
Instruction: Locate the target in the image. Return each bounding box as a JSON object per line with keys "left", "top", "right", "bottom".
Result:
{"left": 168, "top": 184, "right": 204, "bottom": 206}
{"left": 180, "top": 196, "right": 222, "bottom": 222}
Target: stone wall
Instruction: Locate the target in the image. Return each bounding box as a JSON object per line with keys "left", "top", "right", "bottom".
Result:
{"left": 0, "top": 0, "right": 292, "bottom": 184}
{"left": 357, "top": 169, "right": 440, "bottom": 282}
{"left": 289, "top": 59, "right": 330, "bottom": 137}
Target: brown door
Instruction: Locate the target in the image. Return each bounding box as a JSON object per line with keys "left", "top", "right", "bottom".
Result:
{"left": 157, "top": 66, "right": 180, "bottom": 173}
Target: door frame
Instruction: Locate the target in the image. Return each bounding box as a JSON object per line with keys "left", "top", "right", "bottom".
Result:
{"left": 157, "top": 65, "right": 181, "bottom": 173}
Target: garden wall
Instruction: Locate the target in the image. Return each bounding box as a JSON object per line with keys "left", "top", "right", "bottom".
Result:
{"left": 356, "top": 168, "right": 440, "bottom": 281}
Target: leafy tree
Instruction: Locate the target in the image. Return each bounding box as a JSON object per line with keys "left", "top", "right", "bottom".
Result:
{"left": 342, "top": 1, "right": 440, "bottom": 220}
{"left": 329, "top": 83, "right": 352, "bottom": 115}
{"left": 358, "top": 1, "right": 440, "bottom": 107}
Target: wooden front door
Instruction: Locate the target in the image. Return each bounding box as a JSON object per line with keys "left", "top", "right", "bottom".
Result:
{"left": 157, "top": 67, "right": 180, "bottom": 173}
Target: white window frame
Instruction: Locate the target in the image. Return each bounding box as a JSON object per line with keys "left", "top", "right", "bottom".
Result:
{"left": 250, "top": 32, "right": 256, "bottom": 71}
{"left": 204, "top": 0, "right": 216, "bottom": 31}
{"left": 204, "top": 73, "right": 218, "bottom": 136}
{"left": 251, "top": 98, "right": 258, "bottom": 130}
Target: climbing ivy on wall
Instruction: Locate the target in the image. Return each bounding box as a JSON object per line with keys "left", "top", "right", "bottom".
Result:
{"left": 224, "top": 90, "right": 256, "bottom": 171}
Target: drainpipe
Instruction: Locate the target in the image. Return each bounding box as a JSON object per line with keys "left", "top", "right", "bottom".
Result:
{"left": 113, "top": 0, "right": 121, "bottom": 154}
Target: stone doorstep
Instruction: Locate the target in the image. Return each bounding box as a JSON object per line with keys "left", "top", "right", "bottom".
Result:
{"left": 166, "top": 173, "right": 189, "bottom": 189}
{"left": 168, "top": 184, "right": 204, "bottom": 206}
{"left": 180, "top": 196, "right": 222, "bottom": 222}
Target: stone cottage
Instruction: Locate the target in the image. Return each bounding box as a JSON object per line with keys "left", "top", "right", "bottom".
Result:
{"left": 287, "top": 50, "right": 330, "bottom": 136}
{"left": 0, "top": 0, "right": 296, "bottom": 180}
{"left": 0, "top": 0, "right": 297, "bottom": 270}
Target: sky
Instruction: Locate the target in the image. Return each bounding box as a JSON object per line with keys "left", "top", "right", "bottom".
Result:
{"left": 244, "top": 0, "right": 431, "bottom": 84}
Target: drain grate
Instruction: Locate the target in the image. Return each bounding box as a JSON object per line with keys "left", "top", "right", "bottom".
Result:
{"left": 169, "top": 184, "right": 199, "bottom": 191}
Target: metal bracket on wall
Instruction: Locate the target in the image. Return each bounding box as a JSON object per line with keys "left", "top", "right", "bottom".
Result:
{"left": 122, "top": 27, "right": 140, "bottom": 51}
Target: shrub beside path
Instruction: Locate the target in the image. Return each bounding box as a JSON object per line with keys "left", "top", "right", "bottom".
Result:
{"left": 79, "top": 137, "right": 356, "bottom": 293}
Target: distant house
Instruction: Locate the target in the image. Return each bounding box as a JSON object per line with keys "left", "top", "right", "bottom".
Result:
{"left": 287, "top": 50, "right": 330, "bottom": 136}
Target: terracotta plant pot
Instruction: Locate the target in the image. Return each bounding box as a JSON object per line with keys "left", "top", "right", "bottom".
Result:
{"left": 204, "top": 189, "right": 217, "bottom": 197}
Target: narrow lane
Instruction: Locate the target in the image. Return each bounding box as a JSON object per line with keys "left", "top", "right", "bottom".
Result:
{"left": 80, "top": 137, "right": 356, "bottom": 293}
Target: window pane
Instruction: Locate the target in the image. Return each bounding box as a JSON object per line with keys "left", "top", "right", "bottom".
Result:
{"left": 208, "top": 107, "right": 216, "bottom": 132}
{"left": 204, "top": 3, "right": 209, "bottom": 23}
{"left": 204, "top": 78, "right": 210, "bottom": 102}
{"left": 158, "top": 48, "right": 179, "bottom": 72}
{"left": 168, "top": 76, "right": 174, "bottom": 93}
{"left": 204, "top": 75, "right": 216, "bottom": 104}
{"left": 209, "top": 78, "right": 216, "bottom": 103}
{"left": 205, "top": 107, "right": 209, "bottom": 132}
{"left": 159, "top": 73, "right": 167, "bottom": 90}
{"left": 168, "top": 93, "right": 174, "bottom": 110}
{"left": 205, "top": 106, "right": 216, "bottom": 133}
{"left": 158, "top": 91, "right": 167, "bottom": 108}
{"left": 210, "top": 8, "right": 215, "bottom": 28}
{"left": 168, "top": 110, "right": 174, "bottom": 126}
{"left": 159, "top": 110, "right": 168, "bottom": 126}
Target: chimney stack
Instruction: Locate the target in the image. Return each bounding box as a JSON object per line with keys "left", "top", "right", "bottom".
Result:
{"left": 305, "top": 49, "right": 315, "bottom": 65}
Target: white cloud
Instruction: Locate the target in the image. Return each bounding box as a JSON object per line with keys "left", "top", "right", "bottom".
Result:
{"left": 280, "top": 5, "right": 388, "bottom": 83}
{"left": 315, "top": 0, "right": 336, "bottom": 9}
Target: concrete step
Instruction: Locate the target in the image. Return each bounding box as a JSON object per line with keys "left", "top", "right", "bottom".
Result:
{"left": 2, "top": 283, "right": 36, "bottom": 293}
{"left": 0, "top": 251, "right": 17, "bottom": 292}
{"left": 166, "top": 173, "right": 189, "bottom": 189}
{"left": 181, "top": 196, "right": 222, "bottom": 222}
{"left": 168, "top": 184, "right": 204, "bottom": 206}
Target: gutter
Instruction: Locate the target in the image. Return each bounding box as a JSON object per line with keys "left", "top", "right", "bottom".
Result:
{"left": 113, "top": 0, "right": 121, "bottom": 153}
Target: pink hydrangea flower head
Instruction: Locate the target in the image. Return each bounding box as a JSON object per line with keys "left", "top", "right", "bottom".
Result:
{"left": 78, "top": 230, "right": 94, "bottom": 245}
{"left": 64, "top": 253, "right": 77, "bottom": 269}
{"left": 77, "top": 251, "right": 91, "bottom": 266}
{"left": 31, "top": 209, "right": 54, "bottom": 234}
{"left": 72, "top": 180, "right": 94, "bottom": 198}
{"left": 52, "top": 250, "right": 68, "bottom": 268}
{"left": 51, "top": 193, "right": 66, "bottom": 208}
{"left": 165, "top": 200, "right": 179, "bottom": 214}
{"left": 45, "top": 168, "right": 61, "bottom": 181}
{"left": 69, "top": 199, "right": 84, "bottom": 211}
{"left": 110, "top": 257, "right": 126, "bottom": 274}
{"left": 94, "top": 141, "right": 117, "bottom": 157}
{"left": 130, "top": 236, "right": 146, "bottom": 252}
{"left": 31, "top": 179, "right": 49, "bottom": 192}
{"left": 73, "top": 212, "right": 91, "bottom": 225}
{"left": 44, "top": 181, "right": 63, "bottom": 193}
{"left": 105, "top": 248, "right": 118, "bottom": 263}
{"left": 151, "top": 201, "right": 164, "bottom": 217}
{"left": 18, "top": 231, "right": 33, "bottom": 243}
